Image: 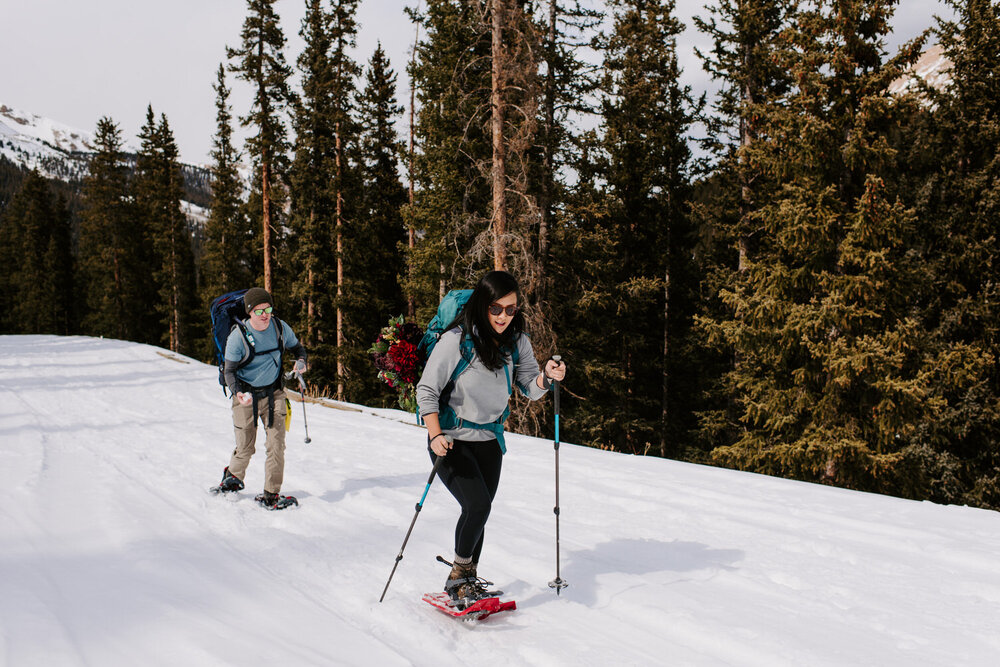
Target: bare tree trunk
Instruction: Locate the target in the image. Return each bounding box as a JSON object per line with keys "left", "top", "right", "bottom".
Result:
{"left": 538, "top": 0, "right": 556, "bottom": 293}
{"left": 408, "top": 25, "right": 418, "bottom": 319}
{"left": 261, "top": 156, "right": 273, "bottom": 293}
{"left": 113, "top": 252, "right": 124, "bottom": 339}
{"left": 491, "top": 0, "right": 507, "bottom": 271}
{"left": 307, "top": 269, "right": 315, "bottom": 341}
{"left": 172, "top": 245, "right": 180, "bottom": 352}
{"left": 661, "top": 261, "right": 670, "bottom": 458}
{"left": 738, "top": 64, "right": 754, "bottom": 274}
{"left": 335, "top": 125, "right": 345, "bottom": 402}
{"left": 307, "top": 209, "right": 315, "bottom": 343}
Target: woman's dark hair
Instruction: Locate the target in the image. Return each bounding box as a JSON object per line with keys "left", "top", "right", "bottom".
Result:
{"left": 449, "top": 270, "right": 525, "bottom": 371}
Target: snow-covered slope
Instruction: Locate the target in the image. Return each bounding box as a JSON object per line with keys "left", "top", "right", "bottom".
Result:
{"left": 1, "top": 335, "right": 998, "bottom": 666}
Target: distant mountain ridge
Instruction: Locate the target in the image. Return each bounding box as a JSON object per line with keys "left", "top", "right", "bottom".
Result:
{"left": 0, "top": 102, "right": 211, "bottom": 218}
{"left": 888, "top": 44, "right": 952, "bottom": 97}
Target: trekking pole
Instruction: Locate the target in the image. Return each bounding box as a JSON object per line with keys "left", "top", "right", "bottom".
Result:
{"left": 284, "top": 370, "right": 311, "bottom": 443}
{"left": 547, "top": 355, "right": 568, "bottom": 595}
{"left": 380, "top": 452, "right": 447, "bottom": 602}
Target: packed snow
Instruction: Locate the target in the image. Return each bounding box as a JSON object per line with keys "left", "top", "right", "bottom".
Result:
{"left": 2, "top": 336, "right": 998, "bottom": 666}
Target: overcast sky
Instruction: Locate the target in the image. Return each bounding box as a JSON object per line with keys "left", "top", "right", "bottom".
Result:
{"left": 0, "top": 0, "right": 950, "bottom": 165}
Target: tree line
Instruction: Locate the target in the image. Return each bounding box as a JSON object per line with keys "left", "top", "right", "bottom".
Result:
{"left": 1, "top": 0, "right": 997, "bottom": 510}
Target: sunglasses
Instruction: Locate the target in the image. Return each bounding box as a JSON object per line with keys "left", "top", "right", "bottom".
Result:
{"left": 488, "top": 303, "right": 518, "bottom": 317}
{"left": 251, "top": 306, "right": 274, "bottom": 316}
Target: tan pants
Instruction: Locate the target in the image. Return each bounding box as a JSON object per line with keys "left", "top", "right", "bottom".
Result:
{"left": 228, "top": 388, "right": 287, "bottom": 494}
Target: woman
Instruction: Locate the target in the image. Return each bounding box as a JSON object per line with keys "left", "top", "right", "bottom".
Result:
{"left": 416, "top": 270, "right": 566, "bottom": 604}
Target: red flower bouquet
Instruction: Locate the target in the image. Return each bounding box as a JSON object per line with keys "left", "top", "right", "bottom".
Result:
{"left": 369, "top": 315, "right": 425, "bottom": 412}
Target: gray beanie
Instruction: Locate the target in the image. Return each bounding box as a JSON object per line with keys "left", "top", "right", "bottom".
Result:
{"left": 244, "top": 287, "right": 273, "bottom": 314}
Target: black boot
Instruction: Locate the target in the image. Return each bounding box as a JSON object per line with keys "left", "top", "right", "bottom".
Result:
{"left": 255, "top": 490, "right": 299, "bottom": 510}
{"left": 218, "top": 467, "right": 244, "bottom": 492}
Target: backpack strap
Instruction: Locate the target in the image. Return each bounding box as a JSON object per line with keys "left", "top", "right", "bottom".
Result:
{"left": 219, "top": 321, "right": 255, "bottom": 397}
{"left": 228, "top": 318, "right": 289, "bottom": 397}
{"left": 436, "top": 333, "right": 521, "bottom": 454}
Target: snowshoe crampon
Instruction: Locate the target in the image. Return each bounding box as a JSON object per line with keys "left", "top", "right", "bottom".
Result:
{"left": 210, "top": 467, "right": 245, "bottom": 494}
{"left": 422, "top": 592, "right": 516, "bottom": 621}
{"left": 255, "top": 492, "right": 299, "bottom": 510}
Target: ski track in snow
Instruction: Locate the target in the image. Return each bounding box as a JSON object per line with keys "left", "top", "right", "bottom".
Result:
{"left": 1, "top": 335, "right": 999, "bottom": 666}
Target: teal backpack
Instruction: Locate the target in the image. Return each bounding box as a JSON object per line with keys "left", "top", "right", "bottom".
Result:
{"left": 417, "top": 289, "right": 523, "bottom": 452}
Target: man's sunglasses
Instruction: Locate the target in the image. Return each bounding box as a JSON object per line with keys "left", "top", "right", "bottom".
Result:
{"left": 252, "top": 306, "right": 274, "bottom": 316}
{"left": 488, "top": 303, "right": 518, "bottom": 317}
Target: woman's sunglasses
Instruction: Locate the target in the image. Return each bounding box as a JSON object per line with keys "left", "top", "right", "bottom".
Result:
{"left": 252, "top": 306, "right": 274, "bottom": 316}
{"left": 488, "top": 303, "right": 518, "bottom": 317}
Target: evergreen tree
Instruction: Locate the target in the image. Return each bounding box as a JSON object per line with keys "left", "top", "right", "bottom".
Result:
{"left": 405, "top": 0, "right": 498, "bottom": 311}
{"left": 902, "top": 0, "right": 1000, "bottom": 508}
{"left": 691, "top": 0, "right": 794, "bottom": 455}
{"left": 137, "top": 111, "right": 197, "bottom": 353}
{"left": 0, "top": 171, "right": 74, "bottom": 334}
{"left": 286, "top": 0, "right": 362, "bottom": 401}
{"left": 228, "top": 0, "right": 295, "bottom": 294}
{"left": 706, "top": 0, "right": 940, "bottom": 495}
{"left": 326, "top": 0, "right": 363, "bottom": 401}
{"left": 553, "top": 0, "right": 698, "bottom": 455}
{"left": 407, "top": 4, "right": 541, "bottom": 285}
{"left": 78, "top": 117, "right": 145, "bottom": 341}
{"left": 535, "top": 0, "right": 602, "bottom": 293}
{"left": 289, "top": 0, "right": 340, "bottom": 391}
{"left": 200, "top": 64, "right": 255, "bottom": 358}
{"left": 353, "top": 43, "right": 408, "bottom": 403}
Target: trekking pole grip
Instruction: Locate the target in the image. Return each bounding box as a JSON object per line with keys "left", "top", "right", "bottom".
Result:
{"left": 550, "top": 355, "right": 561, "bottom": 445}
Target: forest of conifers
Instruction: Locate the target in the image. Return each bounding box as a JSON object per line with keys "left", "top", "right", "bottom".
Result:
{"left": 1, "top": 0, "right": 998, "bottom": 510}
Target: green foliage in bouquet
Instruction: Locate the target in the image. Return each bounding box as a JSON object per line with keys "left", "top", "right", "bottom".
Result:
{"left": 369, "top": 315, "right": 425, "bottom": 412}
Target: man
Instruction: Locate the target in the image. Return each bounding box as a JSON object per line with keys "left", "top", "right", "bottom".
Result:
{"left": 215, "top": 287, "right": 307, "bottom": 509}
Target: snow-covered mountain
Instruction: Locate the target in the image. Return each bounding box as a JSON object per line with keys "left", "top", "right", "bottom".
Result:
{"left": 2, "top": 334, "right": 998, "bottom": 666}
{"left": 888, "top": 44, "right": 953, "bottom": 96}
{"left": 0, "top": 103, "right": 107, "bottom": 182}
{"left": 1, "top": 102, "right": 210, "bottom": 223}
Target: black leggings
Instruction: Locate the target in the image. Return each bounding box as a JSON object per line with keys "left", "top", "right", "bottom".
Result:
{"left": 430, "top": 438, "right": 503, "bottom": 563}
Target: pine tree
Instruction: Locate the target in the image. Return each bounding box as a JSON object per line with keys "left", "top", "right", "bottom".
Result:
{"left": 0, "top": 171, "right": 74, "bottom": 334}
{"left": 134, "top": 107, "right": 197, "bottom": 352}
{"left": 407, "top": 3, "right": 542, "bottom": 286}
{"left": 902, "top": 0, "right": 1000, "bottom": 508}
{"left": 289, "top": 0, "right": 340, "bottom": 391}
{"left": 707, "top": 0, "right": 940, "bottom": 495}
{"left": 286, "top": 0, "right": 363, "bottom": 400}
{"left": 552, "top": 0, "right": 698, "bottom": 455}
{"left": 353, "top": 42, "right": 407, "bottom": 403}
{"left": 228, "top": 0, "right": 295, "bottom": 295}
{"left": 327, "top": 0, "right": 363, "bottom": 402}
{"left": 405, "top": 0, "right": 498, "bottom": 311}
{"left": 536, "top": 0, "right": 602, "bottom": 293}
{"left": 200, "top": 63, "right": 255, "bottom": 358}
{"left": 691, "top": 0, "right": 794, "bottom": 455}
{"left": 78, "top": 117, "right": 145, "bottom": 341}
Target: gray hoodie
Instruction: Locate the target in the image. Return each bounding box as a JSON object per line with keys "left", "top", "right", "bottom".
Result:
{"left": 416, "top": 327, "right": 548, "bottom": 444}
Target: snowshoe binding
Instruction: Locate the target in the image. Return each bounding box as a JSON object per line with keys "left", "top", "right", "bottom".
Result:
{"left": 210, "top": 467, "right": 245, "bottom": 494}
{"left": 424, "top": 557, "right": 515, "bottom": 621}
{"left": 441, "top": 557, "right": 503, "bottom": 610}
{"left": 255, "top": 490, "right": 298, "bottom": 510}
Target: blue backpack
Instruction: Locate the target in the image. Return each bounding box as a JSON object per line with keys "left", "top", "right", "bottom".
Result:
{"left": 417, "top": 289, "right": 522, "bottom": 451}
{"left": 209, "top": 289, "right": 285, "bottom": 395}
